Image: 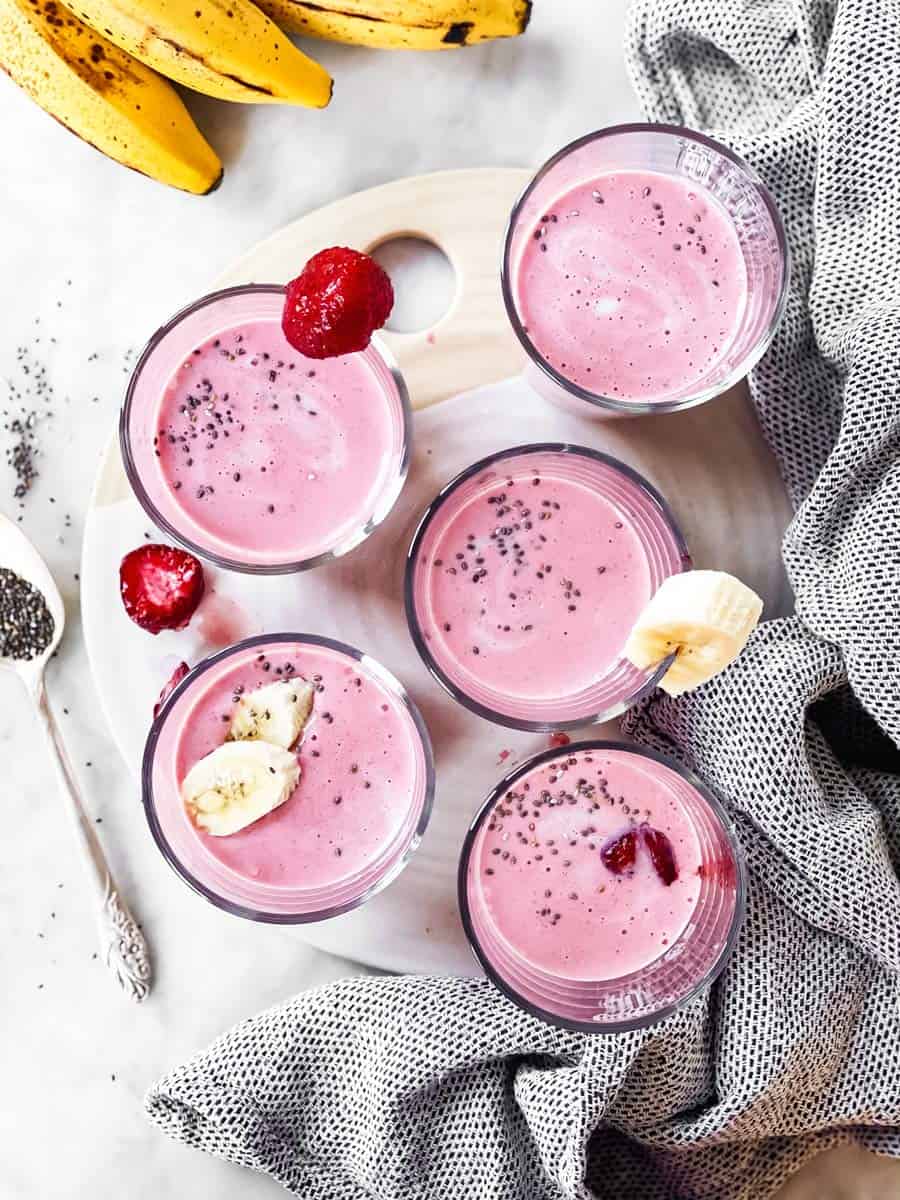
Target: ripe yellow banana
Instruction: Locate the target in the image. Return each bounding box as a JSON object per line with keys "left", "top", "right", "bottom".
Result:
{"left": 0, "top": 0, "right": 221, "bottom": 193}
{"left": 252, "top": 0, "right": 531, "bottom": 49}
{"left": 58, "top": 0, "right": 332, "bottom": 105}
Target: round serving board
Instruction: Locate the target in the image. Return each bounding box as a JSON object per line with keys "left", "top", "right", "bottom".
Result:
{"left": 83, "top": 168, "right": 793, "bottom": 975}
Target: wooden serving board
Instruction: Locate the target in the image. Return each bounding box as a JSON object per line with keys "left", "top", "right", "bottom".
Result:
{"left": 83, "top": 168, "right": 793, "bottom": 975}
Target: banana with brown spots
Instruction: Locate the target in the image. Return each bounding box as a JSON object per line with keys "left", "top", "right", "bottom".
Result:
{"left": 58, "top": 0, "right": 332, "bottom": 104}
{"left": 252, "top": 0, "right": 531, "bottom": 50}
{"left": 0, "top": 0, "right": 222, "bottom": 192}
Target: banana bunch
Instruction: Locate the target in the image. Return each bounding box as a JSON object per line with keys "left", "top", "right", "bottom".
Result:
{"left": 0, "top": 0, "right": 530, "bottom": 193}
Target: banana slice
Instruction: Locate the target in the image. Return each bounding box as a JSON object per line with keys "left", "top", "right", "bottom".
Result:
{"left": 228, "top": 680, "right": 314, "bottom": 750}
{"left": 624, "top": 570, "right": 763, "bottom": 697}
{"left": 182, "top": 741, "right": 300, "bottom": 836}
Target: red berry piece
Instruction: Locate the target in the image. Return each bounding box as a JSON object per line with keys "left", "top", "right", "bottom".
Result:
{"left": 153, "top": 661, "right": 190, "bottom": 719}
{"left": 642, "top": 826, "right": 679, "bottom": 886}
{"left": 600, "top": 829, "right": 637, "bottom": 875}
{"left": 698, "top": 856, "right": 736, "bottom": 888}
{"left": 282, "top": 247, "right": 394, "bottom": 359}
{"left": 549, "top": 732, "right": 571, "bottom": 749}
{"left": 120, "top": 544, "right": 205, "bottom": 634}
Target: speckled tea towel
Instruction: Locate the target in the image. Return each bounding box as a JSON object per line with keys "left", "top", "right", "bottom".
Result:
{"left": 145, "top": 2, "right": 900, "bottom": 1196}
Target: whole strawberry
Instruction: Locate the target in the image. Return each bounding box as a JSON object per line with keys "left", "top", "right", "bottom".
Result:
{"left": 282, "top": 247, "right": 394, "bottom": 359}
{"left": 120, "top": 544, "right": 205, "bottom": 634}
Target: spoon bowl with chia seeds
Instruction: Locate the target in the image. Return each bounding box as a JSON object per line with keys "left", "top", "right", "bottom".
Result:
{"left": 0, "top": 511, "right": 152, "bottom": 1001}
{"left": 0, "top": 518, "right": 62, "bottom": 674}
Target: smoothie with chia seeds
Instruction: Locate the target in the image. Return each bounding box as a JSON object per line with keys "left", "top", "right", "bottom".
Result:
{"left": 511, "top": 170, "right": 748, "bottom": 404}
{"left": 123, "top": 286, "right": 409, "bottom": 572}
{"left": 407, "top": 446, "right": 688, "bottom": 728}
{"left": 153, "top": 321, "right": 397, "bottom": 564}
{"left": 469, "top": 746, "right": 702, "bottom": 980}
{"left": 144, "top": 636, "right": 433, "bottom": 920}
{"left": 460, "top": 741, "right": 743, "bottom": 1030}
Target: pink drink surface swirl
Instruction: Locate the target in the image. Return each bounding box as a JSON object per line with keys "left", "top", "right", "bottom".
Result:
{"left": 514, "top": 169, "right": 748, "bottom": 402}
{"left": 153, "top": 319, "right": 396, "bottom": 562}
{"left": 410, "top": 449, "right": 688, "bottom": 726}
{"left": 422, "top": 473, "right": 649, "bottom": 701}
{"left": 469, "top": 746, "right": 703, "bottom": 981}
{"left": 167, "top": 641, "right": 424, "bottom": 890}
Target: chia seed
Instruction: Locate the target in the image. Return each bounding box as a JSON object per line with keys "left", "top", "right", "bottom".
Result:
{"left": 0, "top": 568, "right": 54, "bottom": 660}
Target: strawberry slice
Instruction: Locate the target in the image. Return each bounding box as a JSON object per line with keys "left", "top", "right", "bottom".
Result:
{"left": 282, "top": 247, "right": 394, "bottom": 359}
{"left": 549, "top": 732, "right": 571, "bottom": 749}
{"left": 153, "top": 661, "right": 190, "bottom": 718}
{"left": 600, "top": 829, "right": 637, "bottom": 875}
{"left": 642, "top": 826, "right": 679, "bottom": 886}
{"left": 120, "top": 544, "right": 205, "bottom": 634}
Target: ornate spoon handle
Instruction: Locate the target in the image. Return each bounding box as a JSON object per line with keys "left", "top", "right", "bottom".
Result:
{"left": 32, "top": 681, "right": 152, "bottom": 1002}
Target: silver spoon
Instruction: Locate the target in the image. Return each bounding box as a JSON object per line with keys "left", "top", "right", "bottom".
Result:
{"left": 0, "top": 512, "right": 151, "bottom": 1001}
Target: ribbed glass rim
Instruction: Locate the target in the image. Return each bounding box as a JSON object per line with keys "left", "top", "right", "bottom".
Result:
{"left": 404, "top": 443, "right": 690, "bottom": 731}
{"left": 501, "top": 122, "right": 791, "bottom": 415}
{"left": 120, "top": 283, "right": 412, "bottom": 575}
{"left": 457, "top": 738, "right": 747, "bottom": 1033}
{"left": 142, "top": 632, "right": 435, "bottom": 924}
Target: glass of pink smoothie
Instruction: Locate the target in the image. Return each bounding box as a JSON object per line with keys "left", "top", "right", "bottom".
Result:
{"left": 406, "top": 444, "right": 690, "bottom": 730}
{"left": 503, "top": 124, "right": 789, "bottom": 415}
{"left": 122, "top": 285, "right": 410, "bottom": 573}
{"left": 459, "top": 740, "right": 745, "bottom": 1031}
{"left": 143, "top": 634, "right": 434, "bottom": 921}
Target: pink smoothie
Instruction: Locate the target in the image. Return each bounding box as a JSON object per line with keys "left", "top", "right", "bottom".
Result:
{"left": 422, "top": 476, "right": 648, "bottom": 698}
{"left": 153, "top": 320, "right": 399, "bottom": 563}
{"left": 513, "top": 169, "right": 747, "bottom": 403}
{"left": 151, "top": 639, "right": 430, "bottom": 902}
{"left": 468, "top": 746, "right": 702, "bottom": 981}
{"left": 410, "top": 449, "right": 687, "bottom": 724}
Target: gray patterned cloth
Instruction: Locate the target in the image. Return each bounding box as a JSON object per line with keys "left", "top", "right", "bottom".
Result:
{"left": 145, "top": 1, "right": 900, "bottom": 1196}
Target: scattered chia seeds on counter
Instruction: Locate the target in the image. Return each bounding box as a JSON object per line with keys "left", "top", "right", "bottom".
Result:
{"left": 0, "top": 567, "right": 54, "bottom": 660}
{"left": 6, "top": 410, "right": 41, "bottom": 500}
{"left": 3, "top": 342, "right": 56, "bottom": 510}
{"left": 2, "top": 298, "right": 130, "bottom": 533}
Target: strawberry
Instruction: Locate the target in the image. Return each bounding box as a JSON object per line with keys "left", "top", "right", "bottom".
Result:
{"left": 281, "top": 247, "right": 394, "bottom": 359}
{"left": 153, "top": 661, "right": 190, "bottom": 718}
{"left": 600, "top": 829, "right": 637, "bottom": 875}
{"left": 642, "top": 826, "right": 679, "bottom": 886}
{"left": 549, "top": 732, "right": 571, "bottom": 749}
{"left": 120, "top": 544, "right": 205, "bottom": 634}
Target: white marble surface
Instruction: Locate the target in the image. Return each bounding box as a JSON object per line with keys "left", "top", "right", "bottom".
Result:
{"left": 1, "top": 2, "right": 897, "bottom": 1196}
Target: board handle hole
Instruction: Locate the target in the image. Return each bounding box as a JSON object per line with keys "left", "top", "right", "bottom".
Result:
{"left": 369, "top": 236, "right": 456, "bottom": 335}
